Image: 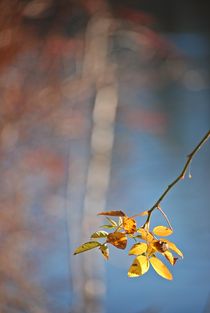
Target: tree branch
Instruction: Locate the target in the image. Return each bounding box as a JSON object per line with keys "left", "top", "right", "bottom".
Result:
{"left": 148, "top": 130, "right": 210, "bottom": 213}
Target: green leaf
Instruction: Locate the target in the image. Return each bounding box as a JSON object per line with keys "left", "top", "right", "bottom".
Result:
{"left": 100, "top": 224, "right": 116, "bottom": 229}
{"left": 91, "top": 231, "right": 108, "bottom": 239}
{"left": 106, "top": 217, "right": 117, "bottom": 226}
{"left": 133, "top": 235, "right": 143, "bottom": 239}
{"left": 99, "top": 244, "right": 109, "bottom": 260}
{"left": 74, "top": 241, "right": 101, "bottom": 255}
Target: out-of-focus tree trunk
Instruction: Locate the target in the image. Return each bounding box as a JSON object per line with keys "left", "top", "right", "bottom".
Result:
{"left": 67, "top": 1, "right": 119, "bottom": 313}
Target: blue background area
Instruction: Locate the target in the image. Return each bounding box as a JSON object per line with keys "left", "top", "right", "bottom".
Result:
{"left": 104, "top": 34, "right": 210, "bottom": 313}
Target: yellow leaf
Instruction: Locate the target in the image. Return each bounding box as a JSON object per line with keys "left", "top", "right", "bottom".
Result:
{"left": 128, "top": 234, "right": 135, "bottom": 239}
{"left": 74, "top": 241, "right": 101, "bottom": 255}
{"left": 91, "top": 231, "right": 108, "bottom": 239}
{"left": 98, "top": 210, "right": 126, "bottom": 217}
{"left": 128, "top": 255, "right": 150, "bottom": 277}
{"left": 129, "top": 243, "right": 147, "bottom": 255}
{"left": 160, "top": 239, "right": 183, "bottom": 258}
{"left": 153, "top": 226, "right": 173, "bottom": 236}
{"left": 137, "top": 228, "right": 154, "bottom": 242}
{"left": 146, "top": 242, "right": 157, "bottom": 256}
{"left": 150, "top": 256, "right": 173, "bottom": 280}
{"left": 107, "top": 232, "right": 127, "bottom": 249}
{"left": 123, "top": 217, "right": 137, "bottom": 234}
{"left": 163, "top": 250, "right": 174, "bottom": 265}
{"left": 100, "top": 244, "right": 109, "bottom": 260}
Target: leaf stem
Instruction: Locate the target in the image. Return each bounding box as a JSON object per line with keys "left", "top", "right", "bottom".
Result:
{"left": 148, "top": 130, "right": 210, "bottom": 213}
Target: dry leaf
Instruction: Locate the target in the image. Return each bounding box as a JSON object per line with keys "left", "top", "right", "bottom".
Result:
{"left": 100, "top": 244, "right": 109, "bottom": 260}
{"left": 153, "top": 240, "right": 169, "bottom": 253}
{"left": 107, "top": 232, "right": 127, "bottom": 249}
{"left": 163, "top": 250, "right": 175, "bottom": 265}
{"left": 98, "top": 210, "right": 126, "bottom": 217}
{"left": 160, "top": 239, "right": 183, "bottom": 258}
{"left": 123, "top": 217, "right": 137, "bottom": 234}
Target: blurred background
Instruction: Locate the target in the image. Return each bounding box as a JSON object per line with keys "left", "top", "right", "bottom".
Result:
{"left": 0, "top": 1, "right": 210, "bottom": 313}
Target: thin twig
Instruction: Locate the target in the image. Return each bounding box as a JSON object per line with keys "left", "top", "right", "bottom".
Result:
{"left": 157, "top": 205, "right": 173, "bottom": 230}
{"left": 148, "top": 130, "right": 210, "bottom": 213}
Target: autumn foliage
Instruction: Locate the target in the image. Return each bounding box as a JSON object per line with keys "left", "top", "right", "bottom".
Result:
{"left": 74, "top": 209, "right": 183, "bottom": 280}
{"left": 74, "top": 130, "right": 210, "bottom": 281}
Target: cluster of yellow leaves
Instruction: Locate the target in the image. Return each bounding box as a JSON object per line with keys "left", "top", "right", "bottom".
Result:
{"left": 73, "top": 210, "right": 183, "bottom": 280}
{"left": 128, "top": 226, "right": 183, "bottom": 280}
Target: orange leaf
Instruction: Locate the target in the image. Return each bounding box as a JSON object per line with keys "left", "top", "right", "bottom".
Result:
{"left": 153, "top": 226, "right": 173, "bottom": 236}
{"left": 107, "top": 232, "right": 127, "bottom": 249}
{"left": 137, "top": 228, "right": 154, "bottom": 242}
{"left": 123, "top": 217, "right": 137, "bottom": 234}
{"left": 163, "top": 250, "right": 175, "bottom": 265}
{"left": 146, "top": 242, "right": 157, "bottom": 256}
{"left": 153, "top": 240, "right": 169, "bottom": 253}
{"left": 98, "top": 210, "right": 126, "bottom": 217}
